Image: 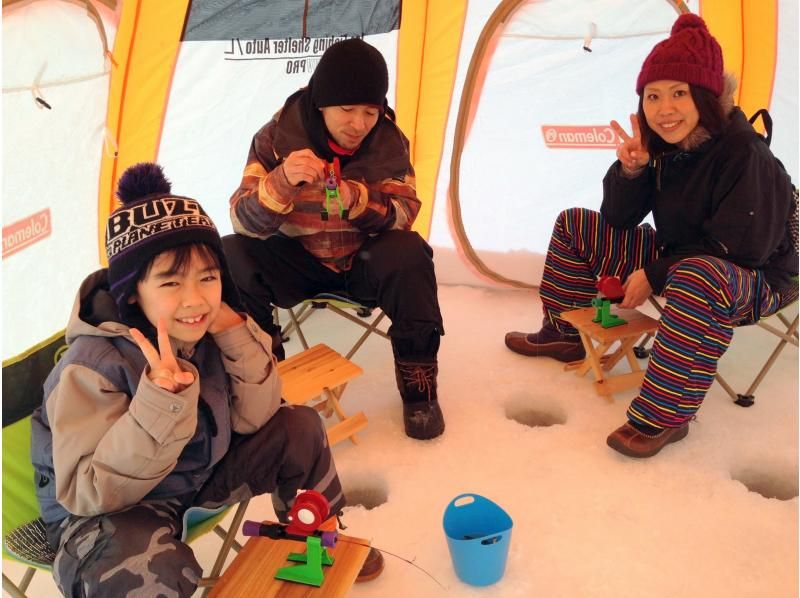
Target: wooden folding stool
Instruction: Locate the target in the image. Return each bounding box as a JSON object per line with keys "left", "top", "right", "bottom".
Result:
{"left": 561, "top": 307, "right": 660, "bottom": 401}
{"left": 276, "top": 344, "right": 368, "bottom": 445}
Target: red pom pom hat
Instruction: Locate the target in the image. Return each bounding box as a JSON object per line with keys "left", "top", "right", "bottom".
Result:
{"left": 636, "top": 13, "right": 724, "bottom": 97}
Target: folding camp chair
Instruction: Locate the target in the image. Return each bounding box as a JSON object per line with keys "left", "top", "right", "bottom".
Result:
{"left": 2, "top": 332, "right": 249, "bottom": 598}
{"left": 280, "top": 293, "right": 390, "bottom": 359}
{"left": 634, "top": 291, "right": 799, "bottom": 407}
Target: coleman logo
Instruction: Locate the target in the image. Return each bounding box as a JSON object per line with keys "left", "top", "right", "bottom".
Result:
{"left": 542, "top": 125, "right": 619, "bottom": 149}
{"left": 3, "top": 208, "right": 52, "bottom": 258}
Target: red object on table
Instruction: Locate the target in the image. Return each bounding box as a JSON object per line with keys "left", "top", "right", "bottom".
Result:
{"left": 597, "top": 276, "right": 625, "bottom": 301}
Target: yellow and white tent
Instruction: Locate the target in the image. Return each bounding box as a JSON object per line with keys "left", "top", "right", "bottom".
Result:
{"left": 3, "top": 0, "right": 798, "bottom": 359}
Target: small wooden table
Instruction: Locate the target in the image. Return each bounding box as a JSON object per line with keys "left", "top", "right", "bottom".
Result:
{"left": 208, "top": 527, "right": 371, "bottom": 597}
{"left": 561, "top": 306, "right": 659, "bottom": 401}
{"left": 277, "top": 344, "right": 367, "bottom": 445}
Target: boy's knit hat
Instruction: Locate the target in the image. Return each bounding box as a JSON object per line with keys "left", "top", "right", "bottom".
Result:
{"left": 310, "top": 38, "right": 388, "bottom": 108}
{"left": 106, "top": 162, "right": 238, "bottom": 320}
{"left": 636, "top": 13, "right": 723, "bottom": 97}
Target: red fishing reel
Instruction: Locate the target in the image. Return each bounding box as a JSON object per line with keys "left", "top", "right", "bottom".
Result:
{"left": 285, "top": 490, "right": 330, "bottom": 536}
{"left": 596, "top": 275, "right": 625, "bottom": 302}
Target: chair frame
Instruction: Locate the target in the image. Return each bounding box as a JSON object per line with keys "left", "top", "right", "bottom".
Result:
{"left": 281, "top": 296, "right": 389, "bottom": 360}
{"left": 634, "top": 295, "right": 799, "bottom": 406}
{"left": 2, "top": 500, "right": 251, "bottom": 598}
{"left": 2, "top": 330, "right": 251, "bottom": 597}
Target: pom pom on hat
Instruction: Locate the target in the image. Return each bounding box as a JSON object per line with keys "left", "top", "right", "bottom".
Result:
{"left": 636, "top": 13, "right": 724, "bottom": 96}
{"left": 670, "top": 12, "right": 706, "bottom": 35}
{"left": 116, "top": 162, "right": 172, "bottom": 204}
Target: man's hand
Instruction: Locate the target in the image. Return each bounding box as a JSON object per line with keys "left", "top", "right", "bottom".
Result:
{"left": 282, "top": 149, "right": 326, "bottom": 186}
{"left": 620, "top": 269, "right": 653, "bottom": 309}
{"left": 610, "top": 114, "right": 650, "bottom": 173}
{"left": 130, "top": 319, "right": 195, "bottom": 393}
{"left": 207, "top": 302, "right": 245, "bottom": 334}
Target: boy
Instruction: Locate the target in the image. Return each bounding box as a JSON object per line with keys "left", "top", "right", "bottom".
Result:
{"left": 30, "top": 163, "right": 382, "bottom": 597}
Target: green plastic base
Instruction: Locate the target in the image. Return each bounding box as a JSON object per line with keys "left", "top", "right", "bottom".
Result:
{"left": 591, "top": 298, "right": 627, "bottom": 328}
{"left": 286, "top": 550, "right": 334, "bottom": 566}
{"left": 274, "top": 535, "right": 334, "bottom": 587}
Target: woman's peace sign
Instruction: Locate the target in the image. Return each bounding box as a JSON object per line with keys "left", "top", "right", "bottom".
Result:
{"left": 610, "top": 113, "right": 650, "bottom": 173}
{"left": 130, "top": 319, "right": 195, "bottom": 393}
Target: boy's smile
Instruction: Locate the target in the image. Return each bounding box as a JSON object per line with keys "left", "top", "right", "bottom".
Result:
{"left": 128, "top": 247, "right": 222, "bottom": 343}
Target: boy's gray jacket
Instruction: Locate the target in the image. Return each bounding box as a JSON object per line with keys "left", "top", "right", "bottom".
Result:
{"left": 30, "top": 269, "right": 282, "bottom": 524}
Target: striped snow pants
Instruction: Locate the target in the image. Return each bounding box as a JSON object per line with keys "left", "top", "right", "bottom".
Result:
{"left": 540, "top": 208, "right": 790, "bottom": 429}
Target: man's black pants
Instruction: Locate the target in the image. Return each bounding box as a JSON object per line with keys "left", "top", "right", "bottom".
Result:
{"left": 222, "top": 230, "right": 443, "bottom": 359}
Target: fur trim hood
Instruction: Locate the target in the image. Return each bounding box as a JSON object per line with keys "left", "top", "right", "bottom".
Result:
{"left": 677, "top": 71, "right": 738, "bottom": 151}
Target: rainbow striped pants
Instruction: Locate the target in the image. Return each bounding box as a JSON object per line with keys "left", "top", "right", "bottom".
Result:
{"left": 540, "top": 208, "right": 787, "bottom": 429}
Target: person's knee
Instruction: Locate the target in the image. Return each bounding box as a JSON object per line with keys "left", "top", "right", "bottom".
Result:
{"left": 221, "top": 234, "right": 254, "bottom": 282}
{"left": 280, "top": 405, "right": 326, "bottom": 445}
{"left": 553, "top": 207, "right": 598, "bottom": 240}
{"left": 59, "top": 516, "right": 201, "bottom": 597}
{"left": 144, "top": 538, "right": 201, "bottom": 596}
{"left": 560, "top": 207, "right": 585, "bottom": 221}
{"left": 362, "top": 230, "right": 434, "bottom": 275}
{"left": 663, "top": 257, "right": 733, "bottom": 312}
{"left": 557, "top": 207, "right": 593, "bottom": 224}
{"left": 666, "top": 256, "right": 728, "bottom": 294}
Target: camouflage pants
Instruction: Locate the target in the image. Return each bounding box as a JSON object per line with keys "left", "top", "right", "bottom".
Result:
{"left": 47, "top": 405, "right": 345, "bottom": 597}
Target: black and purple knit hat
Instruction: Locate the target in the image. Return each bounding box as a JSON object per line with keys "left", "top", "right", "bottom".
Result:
{"left": 106, "top": 162, "right": 239, "bottom": 321}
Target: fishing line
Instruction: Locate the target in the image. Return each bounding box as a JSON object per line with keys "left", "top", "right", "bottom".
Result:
{"left": 336, "top": 537, "right": 447, "bottom": 590}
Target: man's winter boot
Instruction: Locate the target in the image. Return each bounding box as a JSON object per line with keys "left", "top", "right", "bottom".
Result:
{"left": 394, "top": 359, "right": 445, "bottom": 440}
{"left": 504, "top": 318, "right": 585, "bottom": 362}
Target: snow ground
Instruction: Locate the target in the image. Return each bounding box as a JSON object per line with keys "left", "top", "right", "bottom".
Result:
{"left": 4, "top": 284, "right": 798, "bottom": 597}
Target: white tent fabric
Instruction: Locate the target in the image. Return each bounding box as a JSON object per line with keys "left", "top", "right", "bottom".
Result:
{"left": 769, "top": 0, "right": 799, "bottom": 180}
{"left": 2, "top": 1, "right": 117, "bottom": 357}
{"left": 2, "top": 0, "right": 798, "bottom": 351}
{"left": 157, "top": 33, "right": 399, "bottom": 239}
{"left": 428, "top": 0, "right": 799, "bottom": 288}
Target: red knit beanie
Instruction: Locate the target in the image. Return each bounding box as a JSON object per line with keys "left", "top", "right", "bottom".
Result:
{"left": 636, "top": 13, "right": 724, "bottom": 97}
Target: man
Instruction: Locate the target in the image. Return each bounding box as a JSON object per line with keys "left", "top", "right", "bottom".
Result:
{"left": 224, "top": 38, "right": 445, "bottom": 440}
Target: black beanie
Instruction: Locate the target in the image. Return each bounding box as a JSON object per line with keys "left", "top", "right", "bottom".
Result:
{"left": 310, "top": 38, "right": 389, "bottom": 108}
{"left": 106, "top": 163, "right": 239, "bottom": 322}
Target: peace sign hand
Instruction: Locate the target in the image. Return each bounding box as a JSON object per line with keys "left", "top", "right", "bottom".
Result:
{"left": 610, "top": 113, "right": 650, "bottom": 173}
{"left": 130, "top": 319, "right": 195, "bottom": 393}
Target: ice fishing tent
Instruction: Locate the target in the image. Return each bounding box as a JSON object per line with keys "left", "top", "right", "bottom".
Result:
{"left": 3, "top": 0, "right": 798, "bottom": 360}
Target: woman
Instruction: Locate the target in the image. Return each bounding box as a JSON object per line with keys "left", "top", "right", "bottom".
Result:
{"left": 505, "top": 14, "right": 796, "bottom": 458}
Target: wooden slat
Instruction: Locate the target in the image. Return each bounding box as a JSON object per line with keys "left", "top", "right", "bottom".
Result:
{"left": 561, "top": 307, "right": 659, "bottom": 342}
{"left": 326, "top": 412, "right": 368, "bottom": 446}
{"left": 208, "top": 528, "right": 370, "bottom": 598}
{"left": 594, "top": 371, "right": 646, "bottom": 396}
{"left": 278, "top": 345, "right": 363, "bottom": 405}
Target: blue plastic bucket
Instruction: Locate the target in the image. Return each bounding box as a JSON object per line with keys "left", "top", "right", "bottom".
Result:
{"left": 443, "top": 493, "right": 513, "bottom": 586}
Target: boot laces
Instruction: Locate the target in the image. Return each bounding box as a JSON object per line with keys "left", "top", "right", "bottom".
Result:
{"left": 398, "top": 363, "right": 436, "bottom": 402}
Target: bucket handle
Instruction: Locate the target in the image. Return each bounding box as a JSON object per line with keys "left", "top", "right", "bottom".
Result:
{"left": 481, "top": 535, "right": 502, "bottom": 545}
{"left": 450, "top": 494, "right": 478, "bottom": 508}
